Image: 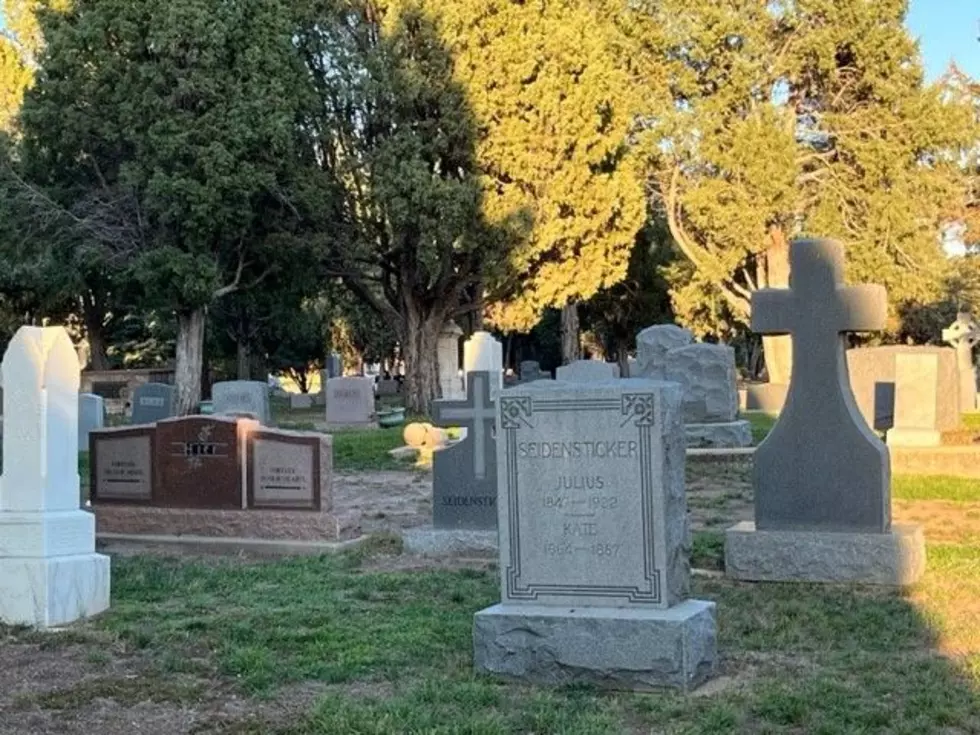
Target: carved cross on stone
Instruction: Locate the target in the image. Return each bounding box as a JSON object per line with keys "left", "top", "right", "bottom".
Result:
{"left": 432, "top": 371, "right": 495, "bottom": 480}
{"left": 751, "top": 239, "right": 890, "bottom": 533}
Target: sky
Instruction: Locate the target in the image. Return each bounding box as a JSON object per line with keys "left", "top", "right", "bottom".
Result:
{"left": 907, "top": 0, "right": 980, "bottom": 81}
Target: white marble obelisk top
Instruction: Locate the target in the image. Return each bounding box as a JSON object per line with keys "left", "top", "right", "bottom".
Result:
{"left": 0, "top": 326, "right": 111, "bottom": 627}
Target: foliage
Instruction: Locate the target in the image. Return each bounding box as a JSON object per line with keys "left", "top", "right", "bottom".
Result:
{"left": 293, "top": 0, "right": 515, "bottom": 413}
{"left": 639, "top": 0, "right": 979, "bottom": 338}
{"left": 15, "top": 0, "right": 307, "bottom": 409}
{"left": 423, "top": 0, "right": 646, "bottom": 332}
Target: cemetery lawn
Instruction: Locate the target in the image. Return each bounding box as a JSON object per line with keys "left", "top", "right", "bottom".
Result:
{"left": 2, "top": 472, "right": 979, "bottom": 733}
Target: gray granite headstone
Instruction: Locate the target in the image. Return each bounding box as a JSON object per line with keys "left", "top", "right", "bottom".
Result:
{"left": 78, "top": 393, "right": 105, "bottom": 449}
{"left": 474, "top": 378, "right": 716, "bottom": 690}
{"left": 325, "top": 376, "right": 375, "bottom": 427}
{"left": 326, "top": 353, "right": 343, "bottom": 379}
{"left": 519, "top": 360, "right": 549, "bottom": 383}
{"left": 131, "top": 382, "right": 176, "bottom": 425}
{"left": 431, "top": 371, "right": 497, "bottom": 530}
{"left": 942, "top": 312, "right": 979, "bottom": 412}
{"left": 555, "top": 360, "right": 619, "bottom": 382}
{"left": 212, "top": 380, "right": 271, "bottom": 425}
{"left": 751, "top": 238, "right": 889, "bottom": 532}
{"left": 635, "top": 325, "right": 694, "bottom": 380}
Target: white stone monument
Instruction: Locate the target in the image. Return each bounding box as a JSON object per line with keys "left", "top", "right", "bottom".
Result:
{"left": 437, "top": 322, "right": 465, "bottom": 400}
{"left": 463, "top": 331, "right": 503, "bottom": 393}
{"left": 0, "top": 326, "right": 110, "bottom": 627}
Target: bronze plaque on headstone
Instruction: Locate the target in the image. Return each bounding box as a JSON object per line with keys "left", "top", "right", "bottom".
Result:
{"left": 90, "top": 426, "right": 155, "bottom": 502}
{"left": 246, "top": 431, "right": 322, "bottom": 510}
{"left": 153, "top": 416, "right": 255, "bottom": 509}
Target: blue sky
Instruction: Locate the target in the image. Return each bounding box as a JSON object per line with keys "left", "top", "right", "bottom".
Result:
{"left": 907, "top": 0, "right": 979, "bottom": 80}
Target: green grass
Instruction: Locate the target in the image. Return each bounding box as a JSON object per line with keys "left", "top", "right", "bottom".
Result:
{"left": 961, "top": 412, "right": 980, "bottom": 430}
{"left": 9, "top": 541, "right": 974, "bottom": 734}
{"left": 743, "top": 411, "right": 778, "bottom": 444}
{"left": 332, "top": 427, "right": 409, "bottom": 471}
{"left": 893, "top": 474, "right": 980, "bottom": 503}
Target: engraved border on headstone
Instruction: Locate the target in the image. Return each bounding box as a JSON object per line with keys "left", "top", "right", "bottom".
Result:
{"left": 89, "top": 427, "right": 155, "bottom": 503}
{"left": 246, "top": 432, "right": 322, "bottom": 511}
{"left": 498, "top": 391, "right": 662, "bottom": 605}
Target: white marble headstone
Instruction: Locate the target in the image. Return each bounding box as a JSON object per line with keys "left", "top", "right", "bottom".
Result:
{"left": 0, "top": 326, "right": 110, "bottom": 627}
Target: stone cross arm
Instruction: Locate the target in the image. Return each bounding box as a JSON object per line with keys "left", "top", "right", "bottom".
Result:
{"left": 431, "top": 371, "right": 495, "bottom": 480}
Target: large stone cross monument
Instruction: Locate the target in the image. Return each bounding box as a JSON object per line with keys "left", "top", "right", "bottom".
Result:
{"left": 726, "top": 239, "right": 925, "bottom": 585}
{"left": 942, "top": 311, "right": 980, "bottom": 412}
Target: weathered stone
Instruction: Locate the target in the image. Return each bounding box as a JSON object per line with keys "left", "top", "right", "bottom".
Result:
{"left": 464, "top": 331, "right": 504, "bottom": 392}
{"left": 663, "top": 343, "right": 739, "bottom": 423}
{"left": 79, "top": 393, "right": 105, "bottom": 449}
{"left": 942, "top": 312, "right": 979, "bottom": 412}
{"left": 886, "top": 353, "right": 942, "bottom": 447}
{"left": 685, "top": 421, "right": 752, "bottom": 449}
{"left": 635, "top": 325, "right": 693, "bottom": 380}
{"left": 437, "top": 322, "right": 465, "bottom": 400}
{"left": 555, "top": 360, "right": 619, "bottom": 382}
{"left": 474, "top": 601, "right": 717, "bottom": 692}
{"left": 725, "top": 521, "right": 925, "bottom": 586}
{"left": 325, "top": 376, "right": 375, "bottom": 428}
{"left": 402, "top": 528, "right": 498, "bottom": 555}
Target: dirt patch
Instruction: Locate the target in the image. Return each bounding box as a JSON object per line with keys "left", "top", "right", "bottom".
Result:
{"left": 332, "top": 470, "right": 432, "bottom": 537}
{"left": 0, "top": 641, "right": 322, "bottom": 735}
{"left": 894, "top": 500, "right": 980, "bottom": 545}
{"left": 685, "top": 461, "right": 754, "bottom": 531}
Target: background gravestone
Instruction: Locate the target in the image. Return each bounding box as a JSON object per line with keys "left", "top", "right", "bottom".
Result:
{"left": 0, "top": 326, "right": 110, "bottom": 627}
{"left": 131, "top": 382, "right": 177, "bottom": 425}
{"left": 635, "top": 325, "right": 693, "bottom": 380}
{"left": 153, "top": 416, "right": 255, "bottom": 509}
{"left": 943, "top": 312, "right": 980, "bottom": 412}
{"left": 430, "top": 371, "right": 498, "bottom": 530}
{"left": 473, "top": 378, "right": 717, "bottom": 691}
{"left": 247, "top": 429, "right": 332, "bottom": 511}
{"left": 212, "top": 380, "right": 271, "bottom": 425}
{"left": 90, "top": 426, "right": 156, "bottom": 502}
{"left": 886, "top": 353, "right": 943, "bottom": 447}
{"left": 437, "top": 322, "right": 465, "bottom": 400}
{"left": 79, "top": 392, "right": 106, "bottom": 449}
{"left": 726, "top": 239, "right": 926, "bottom": 585}
{"left": 464, "top": 332, "right": 504, "bottom": 392}
{"left": 519, "top": 360, "right": 548, "bottom": 383}
{"left": 325, "top": 376, "right": 376, "bottom": 428}
{"left": 555, "top": 360, "right": 619, "bottom": 381}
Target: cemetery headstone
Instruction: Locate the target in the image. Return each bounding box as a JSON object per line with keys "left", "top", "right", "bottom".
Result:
{"left": 326, "top": 353, "right": 343, "bottom": 379}
{"left": 431, "top": 371, "right": 498, "bottom": 530}
{"left": 247, "top": 429, "right": 332, "bottom": 510}
{"left": 886, "top": 353, "right": 942, "bottom": 447}
{"left": 131, "top": 382, "right": 176, "bottom": 424}
{"left": 376, "top": 378, "right": 401, "bottom": 397}
{"left": 90, "top": 425, "right": 155, "bottom": 502}
{"left": 846, "top": 346, "right": 959, "bottom": 432}
{"left": 437, "top": 321, "right": 465, "bottom": 400}
{"left": 153, "top": 416, "right": 254, "bottom": 509}
{"left": 464, "top": 331, "right": 504, "bottom": 392}
{"left": 725, "top": 238, "right": 926, "bottom": 584}
{"left": 290, "top": 393, "right": 314, "bottom": 410}
{"left": 519, "top": 360, "right": 548, "bottom": 383}
{"left": 555, "top": 359, "right": 619, "bottom": 382}
{"left": 473, "top": 378, "right": 716, "bottom": 690}
{"left": 325, "top": 376, "right": 376, "bottom": 428}
{"left": 212, "top": 380, "right": 271, "bottom": 425}
{"left": 943, "top": 311, "right": 980, "bottom": 412}
{"left": 79, "top": 392, "right": 105, "bottom": 449}
{"left": 0, "top": 326, "right": 110, "bottom": 627}
{"left": 635, "top": 324, "right": 693, "bottom": 380}
{"left": 663, "top": 343, "right": 751, "bottom": 448}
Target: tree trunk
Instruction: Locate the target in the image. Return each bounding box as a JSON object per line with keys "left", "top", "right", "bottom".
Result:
{"left": 236, "top": 340, "right": 251, "bottom": 380}
{"left": 81, "top": 293, "right": 111, "bottom": 371}
{"left": 760, "top": 230, "right": 792, "bottom": 384}
{"left": 400, "top": 305, "right": 443, "bottom": 416}
{"left": 175, "top": 308, "right": 206, "bottom": 415}
{"left": 615, "top": 335, "right": 631, "bottom": 377}
{"left": 560, "top": 302, "right": 581, "bottom": 364}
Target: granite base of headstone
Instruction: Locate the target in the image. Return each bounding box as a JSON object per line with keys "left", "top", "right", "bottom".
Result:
{"left": 473, "top": 379, "right": 716, "bottom": 691}
{"left": 725, "top": 238, "right": 925, "bottom": 586}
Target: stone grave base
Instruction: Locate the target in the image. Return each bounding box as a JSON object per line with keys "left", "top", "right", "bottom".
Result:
{"left": 94, "top": 505, "right": 345, "bottom": 542}
{"left": 0, "top": 553, "right": 110, "bottom": 628}
{"left": 724, "top": 521, "right": 926, "bottom": 585}
{"left": 890, "top": 445, "right": 980, "bottom": 478}
{"left": 473, "top": 600, "right": 717, "bottom": 692}
{"left": 402, "top": 527, "right": 497, "bottom": 555}
{"left": 685, "top": 420, "right": 752, "bottom": 448}
{"left": 885, "top": 427, "right": 942, "bottom": 448}
{"left": 326, "top": 421, "right": 378, "bottom": 432}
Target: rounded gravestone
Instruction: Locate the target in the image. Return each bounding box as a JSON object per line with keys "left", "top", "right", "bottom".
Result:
{"left": 636, "top": 325, "right": 694, "bottom": 380}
